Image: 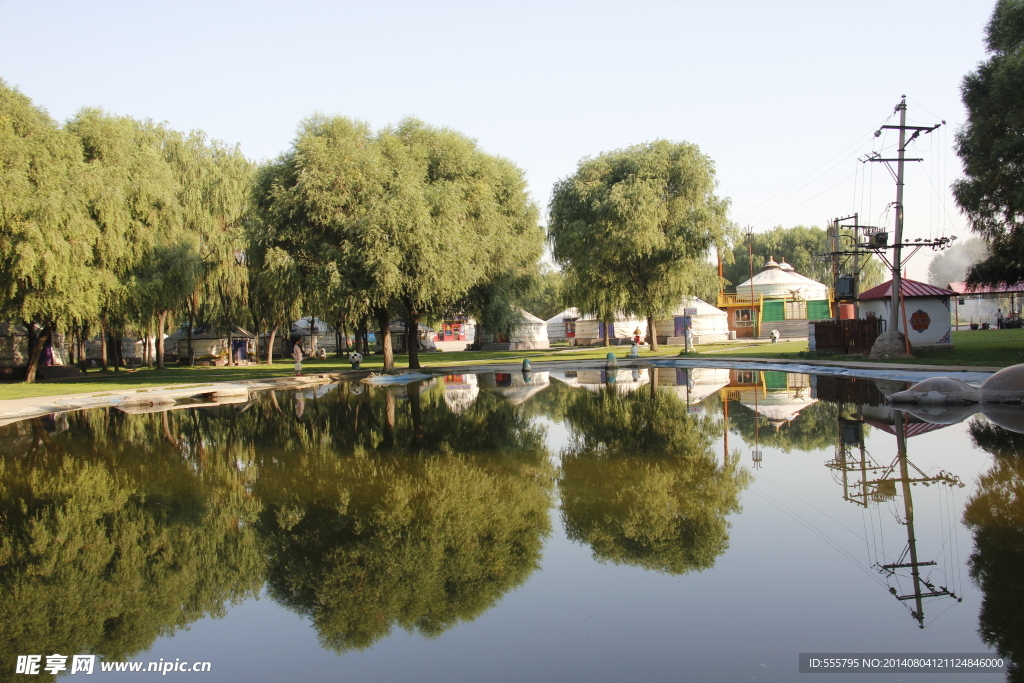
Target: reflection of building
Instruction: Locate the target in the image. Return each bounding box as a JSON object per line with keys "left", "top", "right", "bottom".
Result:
{"left": 443, "top": 374, "right": 479, "bottom": 414}
{"left": 736, "top": 372, "right": 816, "bottom": 431}
{"left": 657, "top": 367, "right": 730, "bottom": 404}
{"left": 550, "top": 369, "right": 650, "bottom": 395}
{"left": 717, "top": 257, "right": 832, "bottom": 339}
{"left": 478, "top": 371, "right": 550, "bottom": 404}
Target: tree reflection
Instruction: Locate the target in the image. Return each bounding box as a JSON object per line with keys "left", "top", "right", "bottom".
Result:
{"left": 0, "top": 414, "right": 263, "bottom": 675}
{"left": 258, "top": 455, "right": 551, "bottom": 652}
{"left": 963, "top": 418, "right": 1024, "bottom": 681}
{"left": 559, "top": 383, "right": 750, "bottom": 574}
{"left": 728, "top": 399, "right": 841, "bottom": 454}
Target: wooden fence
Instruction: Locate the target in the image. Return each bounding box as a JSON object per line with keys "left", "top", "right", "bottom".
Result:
{"left": 810, "top": 318, "right": 885, "bottom": 355}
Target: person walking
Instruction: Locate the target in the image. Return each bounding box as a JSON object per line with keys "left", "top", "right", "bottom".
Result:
{"left": 292, "top": 338, "right": 303, "bottom": 376}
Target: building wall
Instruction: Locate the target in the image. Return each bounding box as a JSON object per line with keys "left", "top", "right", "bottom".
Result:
{"left": 859, "top": 296, "right": 952, "bottom": 348}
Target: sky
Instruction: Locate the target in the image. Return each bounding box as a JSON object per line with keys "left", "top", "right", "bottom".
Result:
{"left": 0, "top": 0, "right": 996, "bottom": 280}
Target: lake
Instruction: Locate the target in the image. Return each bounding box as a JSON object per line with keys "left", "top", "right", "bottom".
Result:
{"left": 1, "top": 366, "right": 1019, "bottom": 682}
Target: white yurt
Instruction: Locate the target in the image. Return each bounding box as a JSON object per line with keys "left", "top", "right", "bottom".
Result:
{"left": 478, "top": 309, "right": 550, "bottom": 350}
{"left": 545, "top": 308, "right": 579, "bottom": 344}
{"left": 573, "top": 313, "right": 646, "bottom": 345}
{"left": 657, "top": 367, "right": 731, "bottom": 403}
{"left": 655, "top": 296, "right": 730, "bottom": 345}
{"left": 735, "top": 257, "right": 830, "bottom": 301}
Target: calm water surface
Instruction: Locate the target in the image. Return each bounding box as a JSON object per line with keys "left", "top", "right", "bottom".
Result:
{"left": 1, "top": 367, "right": 1021, "bottom": 682}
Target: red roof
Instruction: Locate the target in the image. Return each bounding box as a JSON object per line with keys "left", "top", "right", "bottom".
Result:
{"left": 864, "top": 418, "right": 952, "bottom": 438}
{"left": 859, "top": 279, "right": 954, "bottom": 301}
{"left": 948, "top": 281, "right": 1024, "bottom": 295}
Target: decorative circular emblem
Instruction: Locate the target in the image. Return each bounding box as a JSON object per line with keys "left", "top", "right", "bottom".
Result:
{"left": 910, "top": 310, "right": 931, "bottom": 333}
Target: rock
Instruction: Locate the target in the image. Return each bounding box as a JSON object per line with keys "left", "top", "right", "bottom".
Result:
{"left": 979, "top": 363, "right": 1024, "bottom": 403}
{"left": 869, "top": 330, "right": 912, "bottom": 359}
{"left": 889, "top": 377, "right": 981, "bottom": 405}
{"left": 874, "top": 379, "right": 911, "bottom": 399}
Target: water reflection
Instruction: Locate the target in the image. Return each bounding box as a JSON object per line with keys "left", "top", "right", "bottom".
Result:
{"left": 964, "top": 419, "right": 1024, "bottom": 681}
{"left": 558, "top": 370, "right": 750, "bottom": 574}
{"left": 3, "top": 368, "right": 1024, "bottom": 677}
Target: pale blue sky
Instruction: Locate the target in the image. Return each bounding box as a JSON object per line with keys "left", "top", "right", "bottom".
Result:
{"left": 0, "top": 0, "right": 995, "bottom": 279}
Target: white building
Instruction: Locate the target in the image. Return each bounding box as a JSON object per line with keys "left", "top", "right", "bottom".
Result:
{"left": 858, "top": 279, "right": 953, "bottom": 350}
{"left": 478, "top": 309, "right": 550, "bottom": 350}
{"left": 654, "top": 296, "right": 730, "bottom": 346}
{"left": 545, "top": 308, "right": 580, "bottom": 344}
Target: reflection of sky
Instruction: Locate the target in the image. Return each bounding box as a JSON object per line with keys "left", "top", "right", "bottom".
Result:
{"left": 74, "top": 382, "right": 1003, "bottom": 682}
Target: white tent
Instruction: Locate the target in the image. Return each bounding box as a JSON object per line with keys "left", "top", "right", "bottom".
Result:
{"left": 479, "top": 309, "right": 550, "bottom": 350}
{"left": 655, "top": 296, "right": 730, "bottom": 345}
{"left": 736, "top": 257, "right": 829, "bottom": 301}
{"left": 545, "top": 308, "right": 579, "bottom": 343}
{"left": 573, "top": 313, "right": 646, "bottom": 345}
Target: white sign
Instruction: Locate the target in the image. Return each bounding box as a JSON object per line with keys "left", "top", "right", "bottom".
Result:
{"left": 683, "top": 308, "right": 698, "bottom": 316}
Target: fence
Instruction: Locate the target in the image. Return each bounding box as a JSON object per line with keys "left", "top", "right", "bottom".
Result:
{"left": 810, "top": 318, "right": 885, "bottom": 355}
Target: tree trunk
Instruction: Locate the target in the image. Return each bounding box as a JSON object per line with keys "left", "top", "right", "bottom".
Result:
{"left": 407, "top": 305, "right": 421, "bottom": 369}
{"left": 111, "top": 331, "right": 121, "bottom": 372}
{"left": 100, "top": 320, "right": 108, "bottom": 371}
{"left": 603, "top": 316, "right": 610, "bottom": 347}
{"left": 375, "top": 307, "right": 394, "bottom": 370}
{"left": 24, "top": 323, "right": 52, "bottom": 384}
{"left": 383, "top": 390, "right": 396, "bottom": 450}
{"left": 650, "top": 367, "right": 659, "bottom": 400}
{"left": 266, "top": 323, "right": 279, "bottom": 365}
{"left": 227, "top": 328, "right": 234, "bottom": 366}
{"left": 156, "top": 311, "right": 167, "bottom": 369}
{"left": 187, "top": 294, "right": 196, "bottom": 365}
{"left": 647, "top": 316, "right": 658, "bottom": 352}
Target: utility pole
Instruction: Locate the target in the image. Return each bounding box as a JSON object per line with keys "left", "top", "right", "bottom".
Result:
{"left": 865, "top": 97, "right": 942, "bottom": 336}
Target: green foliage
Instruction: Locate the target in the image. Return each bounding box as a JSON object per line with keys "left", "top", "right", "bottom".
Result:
{"left": 518, "top": 262, "right": 564, "bottom": 321}
{"left": 953, "top": 0, "right": 1024, "bottom": 285}
{"left": 549, "top": 140, "right": 732, "bottom": 340}
{"left": 727, "top": 396, "right": 841, "bottom": 454}
{"left": 0, "top": 80, "right": 101, "bottom": 330}
{"left": 558, "top": 378, "right": 750, "bottom": 574}
{"left": 722, "top": 224, "right": 884, "bottom": 291}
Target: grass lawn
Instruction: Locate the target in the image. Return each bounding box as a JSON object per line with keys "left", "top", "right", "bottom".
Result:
{"left": 3, "top": 329, "right": 1021, "bottom": 401}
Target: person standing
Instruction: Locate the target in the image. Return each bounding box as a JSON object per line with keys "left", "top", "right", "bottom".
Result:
{"left": 997, "top": 308, "right": 1004, "bottom": 329}
{"left": 684, "top": 322, "right": 694, "bottom": 353}
{"left": 292, "top": 338, "right": 303, "bottom": 376}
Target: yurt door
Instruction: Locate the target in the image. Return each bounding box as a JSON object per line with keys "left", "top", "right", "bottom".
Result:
{"left": 674, "top": 316, "right": 691, "bottom": 336}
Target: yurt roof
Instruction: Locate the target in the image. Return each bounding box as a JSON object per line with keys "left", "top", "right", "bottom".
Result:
{"left": 736, "top": 265, "right": 826, "bottom": 291}
{"left": 190, "top": 326, "right": 255, "bottom": 340}
{"left": 519, "top": 309, "right": 546, "bottom": 324}
{"left": 546, "top": 308, "right": 580, "bottom": 323}
{"left": 664, "top": 296, "right": 727, "bottom": 318}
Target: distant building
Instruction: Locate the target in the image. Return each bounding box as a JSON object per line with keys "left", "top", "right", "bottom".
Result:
{"left": 545, "top": 308, "right": 580, "bottom": 344}
{"left": 477, "top": 309, "right": 550, "bottom": 351}
{"left": 654, "top": 296, "right": 729, "bottom": 346}
{"left": 718, "top": 257, "right": 832, "bottom": 339}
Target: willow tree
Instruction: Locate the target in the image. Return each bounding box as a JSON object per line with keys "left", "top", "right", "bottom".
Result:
{"left": 259, "top": 116, "right": 541, "bottom": 370}
{"left": 66, "top": 110, "right": 183, "bottom": 370}
{"left": 0, "top": 81, "right": 100, "bottom": 382}
{"left": 550, "top": 140, "right": 731, "bottom": 351}
{"left": 162, "top": 132, "right": 253, "bottom": 364}
{"left": 954, "top": 0, "right": 1024, "bottom": 285}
